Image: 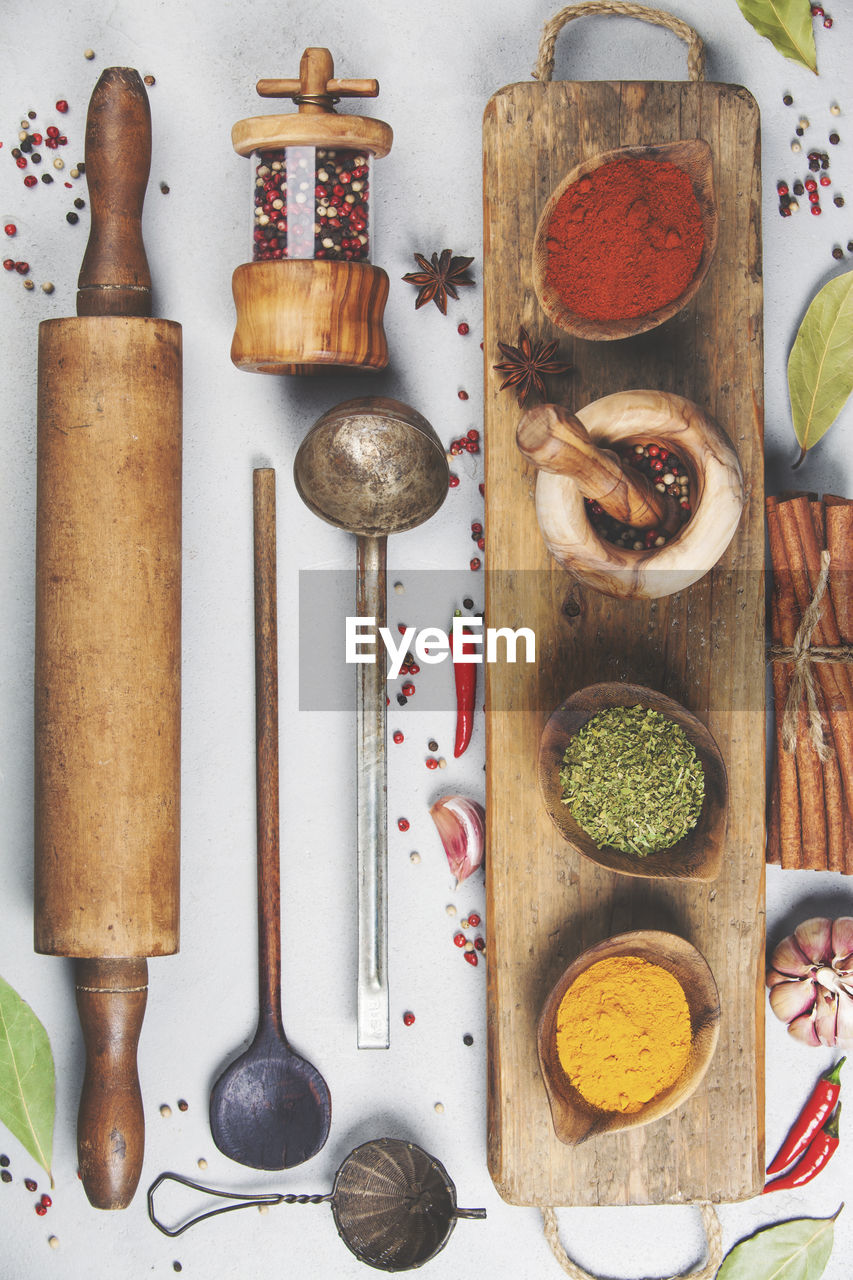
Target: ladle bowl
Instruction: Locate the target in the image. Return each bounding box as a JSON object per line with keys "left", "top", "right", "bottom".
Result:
{"left": 294, "top": 398, "right": 449, "bottom": 1049}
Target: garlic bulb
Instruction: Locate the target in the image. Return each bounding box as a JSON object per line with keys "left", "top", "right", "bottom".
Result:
{"left": 429, "top": 795, "right": 485, "bottom": 887}
{"left": 767, "top": 917, "right": 853, "bottom": 1047}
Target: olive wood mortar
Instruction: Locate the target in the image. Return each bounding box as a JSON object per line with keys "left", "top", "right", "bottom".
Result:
{"left": 532, "top": 139, "right": 717, "bottom": 341}
{"left": 519, "top": 391, "right": 744, "bottom": 600}
{"left": 538, "top": 682, "right": 728, "bottom": 882}
{"left": 538, "top": 930, "right": 721, "bottom": 1145}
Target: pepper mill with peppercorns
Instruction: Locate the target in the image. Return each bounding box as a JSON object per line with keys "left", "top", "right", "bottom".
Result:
{"left": 231, "top": 47, "right": 393, "bottom": 374}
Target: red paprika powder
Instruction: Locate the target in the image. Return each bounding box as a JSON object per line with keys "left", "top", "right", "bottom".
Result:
{"left": 545, "top": 156, "right": 705, "bottom": 321}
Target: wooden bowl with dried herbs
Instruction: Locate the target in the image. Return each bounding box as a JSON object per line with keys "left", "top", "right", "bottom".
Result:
{"left": 537, "top": 930, "right": 721, "bottom": 1144}
{"left": 538, "top": 683, "right": 727, "bottom": 881}
{"left": 531, "top": 140, "right": 717, "bottom": 341}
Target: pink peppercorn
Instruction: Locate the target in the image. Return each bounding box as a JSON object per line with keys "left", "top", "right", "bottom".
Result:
{"left": 449, "top": 474, "right": 459, "bottom": 488}
{"left": 3, "top": 259, "right": 14, "bottom": 271}
{"left": 470, "top": 558, "right": 481, "bottom": 571}
{"left": 397, "top": 818, "right": 410, "bottom": 832}
{"left": 403, "top": 1011, "right": 415, "bottom": 1027}
{"left": 46, "top": 126, "right": 60, "bottom": 139}
{"left": 426, "top": 757, "right": 439, "bottom": 769}
{"left": 464, "top": 951, "right": 478, "bottom": 967}
{"left": 474, "top": 936, "right": 485, "bottom": 951}
{"left": 453, "top": 932, "right": 466, "bottom": 948}
{"left": 4, "top": 223, "right": 16, "bottom": 236}
{"left": 23, "top": 175, "right": 37, "bottom": 187}
{"left": 458, "top": 322, "right": 469, "bottom": 335}
{"left": 458, "top": 389, "right": 469, "bottom": 401}
{"left": 468, "top": 913, "right": 481, "bottom": 927}
{"left": 15, "top": 261, "right": 29, "bottom": 274}
{"left": 402, "top": 681, "right": 415, "bottom": 696}
{"left": 55, "top": 100, "right": 68, "bottom": 113}
{"left": 392, "top": 730, "right": 404, "bottom": 744}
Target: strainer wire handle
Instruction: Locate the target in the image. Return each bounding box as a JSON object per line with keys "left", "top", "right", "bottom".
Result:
{"left": 455, "top": 1207, "right": 488, "bottom": 1219}
{"left": 147, "top": 1171, "right": 330, "bottom": 1237}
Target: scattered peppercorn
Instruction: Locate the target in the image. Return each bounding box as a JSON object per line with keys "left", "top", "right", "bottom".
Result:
{"left": 794, "top": 180, "right": 805, "bottom": 194}
{"left": 84, "top": 48, "right": 95, "bottom": 58}
{"left": 824, "top": 15, "right": 833, "bottom": 27}
{"left": 53, "top": 158, "right": 64, "bottom": 170}
{"left": 15, "top": 261, "right": 29, "bottom": 275}
{"left": 474, "top": 936, "right": 486, "bottom": 951}
{"left": 409, "top": 851, "right": 421, "bottom": 863}
{"left": 463, "top": 597, "right": 474, "bottom": 609}
{"left": 2, "top": 259, "right": 13, "bottom": 271}
{"left": 426, "top": 757, "right": 439, "bottom": 769}
{"left": 396, "top": 692, "right": 407, "bottom": 705}
{"left": 160, "top": 1104, "right": 172, "bottom": 1118}
{"left": 796, "top": 127, "right": 804, "bottom": 137}
{"left": 24, "top": 1178, "right": 37, "bottom": 1192}
{"left": 448, "top": 474, "right": 459, "bottom": 488}
{"left": 830, "top": 133, "right": 840, "bottom": 145}
{"left": 463, "top": 1034, "right": 474, "bottom": 1046}
{"left": 437, "top": 757, "right": 447, "bottom": 768}
{"left": 66, "top": 212, "right": 79, "bottom": 224}
{"left": 393, "top": 730, "right": 404, "bottom": 744}
{"left": 832, "top": 246, "right": 844, "bottom": 259}
{"left": 23, "top": 279, "right": 34, "bottom": 290}
{"left": 397, "top": 818, "right": 410, "bottom": 832}
{"left": 457, "top": 322, "right": 469, "bottom": 335}
{"left": 403, "top": 1011, "right": 415, "bottom": 1026}
{"left": 73, "top": 197, "right": 85, "bottom": 209}
{"left": 453, "top": 932, "right": 466, "bottom": 947}
{"left": 77, "top": 162, "right": 85, "bottom": 173}
{"left": 434, "top": 1102, "right": 445, "bottom": 1113}
{"left": 160, "top": 181, "right": 170, "bottom": 194}
{"left": 0, "top": 1155, "right": 8, "bottom": 1166}
{"left": 35, "top": 1203, "right": 47, "bottom": 1216}
{"left": 464, "top": 951, "right": 478, "bottom": 966}
{"left": 783, "top": 93, "right": 794, "bottom": 106}
{"left": 178, "top": 1099, "right": 188, "bottom": 1112}
{"left": 41, "top": 282, "right": 54, "bottom": 294}
{"left": 470, "top": 558, "right": 481, "bottom": 571}
{"left": 172, "top": 1264, "right": 182, "bottom": 1274}
{"left": 457, "top": 389, "right": 469, "bottom": 400}
{"left": 40, "top": 1193, "right": 52, "bottom": 1207}
{"left": 144, "top": 75, "right": 156, "bottom": 86}
{"left": 811, "top": 205, "right": 822, "bottom": 215}
{"left": 834, "top": 194, "right": 845, "bottom": 206}
{"left": 1, "top": 1170, "right": 12, "bottom": 1183}
{"left": 48, "top": 1236, "right": 60, "bottom": 1250}
{"left": 468, "top": 912, "right": 481, "bottom": 927}
{"left": 402, "top": 681, "right": 415, "bottom": 697}
{"left": 848, "top": 240, "right": 853, "bottom": 253}
{"left": 791, "top": 141, "right": 802, "bottom": 153}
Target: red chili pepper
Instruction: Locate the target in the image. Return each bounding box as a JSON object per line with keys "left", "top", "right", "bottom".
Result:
{"left": 452, "top": 610, "right": 477, "bottom": 757}
{"left": 763, "top": 1103, "right": 840, "bottom": 1192}
{"left": 766, "top": 1056, "right": 845, "bottom": 1175}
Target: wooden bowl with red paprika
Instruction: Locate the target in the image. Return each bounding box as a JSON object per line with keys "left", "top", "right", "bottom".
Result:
{"left": 532, "top": 140, "right": 717, "bottom": 341}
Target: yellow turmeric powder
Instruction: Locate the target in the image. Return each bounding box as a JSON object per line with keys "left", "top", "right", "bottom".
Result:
{"left": 555, "top": 956, "right": 692, "bottom": 1113}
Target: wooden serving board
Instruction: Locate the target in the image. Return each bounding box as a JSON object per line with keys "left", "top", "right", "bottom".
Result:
{"left": 483, "top": 80, "right": 765, "bottom": 1206}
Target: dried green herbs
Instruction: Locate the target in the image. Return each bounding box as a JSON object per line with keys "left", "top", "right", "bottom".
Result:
{"left": 560, "top": 705, "right": 704, "bottom": 855}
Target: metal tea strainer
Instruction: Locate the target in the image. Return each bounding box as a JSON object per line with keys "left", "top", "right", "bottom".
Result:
{"left": 148, "top": 1137, "right": 486, "bottom": 1272}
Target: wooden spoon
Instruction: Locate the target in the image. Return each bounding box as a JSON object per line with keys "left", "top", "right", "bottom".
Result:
{"left": 209, "top": 469, "right": 331, "bottom": 1169}
{"left": 517, "top": 403, "right": 681, "bottom": 534}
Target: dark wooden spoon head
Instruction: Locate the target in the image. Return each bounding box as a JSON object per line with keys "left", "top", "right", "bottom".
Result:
{"left": 209, "top": 1025, "right": 331, "bottom": 1170}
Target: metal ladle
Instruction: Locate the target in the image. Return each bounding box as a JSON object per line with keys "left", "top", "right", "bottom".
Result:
{"left": 294, "top": 398, "right": 449, "bottom": 1049}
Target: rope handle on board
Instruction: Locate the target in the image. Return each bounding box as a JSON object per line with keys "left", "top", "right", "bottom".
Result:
{"left": 541, "top": 1203, "right": 723, "bottom": 1280}
{"left": 532, "top": 1, "right": 706, "bottom": 84}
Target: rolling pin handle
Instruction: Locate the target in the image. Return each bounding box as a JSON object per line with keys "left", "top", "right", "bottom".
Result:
{"left": 76, "top": 957, "right": 148, "bottom": 1210}
{"left": 76, "top": 67, "right": 153, "bottom": 317}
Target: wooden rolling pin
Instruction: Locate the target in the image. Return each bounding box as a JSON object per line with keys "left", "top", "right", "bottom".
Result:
{"left": 517, "top": 403, "right": 680, "bottom": 533}
{"left": 34, "top": 68, "right": 182, "bottom": 1210}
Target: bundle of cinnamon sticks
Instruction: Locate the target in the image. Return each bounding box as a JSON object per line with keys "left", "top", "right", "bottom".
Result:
{"left": 766, "top": 493, "right": 853, "bottom": 872}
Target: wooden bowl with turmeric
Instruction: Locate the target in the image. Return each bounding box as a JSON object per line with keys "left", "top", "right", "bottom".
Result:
{"left": 538, "top": 682, "right": 728, "bottom": 881}
{"left": 538, "top": 930, "right": 720, "bottom": 1145}
{"left": 532, "top": 140, "right": 717, "bottom": 341}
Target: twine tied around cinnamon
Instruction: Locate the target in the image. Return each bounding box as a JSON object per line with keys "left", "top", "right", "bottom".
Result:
{"left": 768, "top": 550, "right": 853, "bottom": 760}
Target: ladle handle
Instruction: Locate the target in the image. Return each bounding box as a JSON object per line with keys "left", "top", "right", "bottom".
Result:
{"left": 254, "top": 468, "right": 283, "bottom": 1034}
{"left": 516, "top": 404, "right": 680, "bottom": 533}
{"left": 356, "top": 534, "right": 390, "bottom": 1049}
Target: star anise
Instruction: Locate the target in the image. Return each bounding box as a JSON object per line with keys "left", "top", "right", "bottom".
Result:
{"left": 402, "top": 249, "right": 475, "bottom": 313}
{"left": 493, "top": 326, "right": 572, "bottom": 406}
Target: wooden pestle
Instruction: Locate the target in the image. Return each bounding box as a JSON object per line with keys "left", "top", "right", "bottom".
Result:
{"left": 34, "top": 68, "right": 182, "bottom": 1210}
{"left": 516, "top": 403, "right": 681, "bottom": 533}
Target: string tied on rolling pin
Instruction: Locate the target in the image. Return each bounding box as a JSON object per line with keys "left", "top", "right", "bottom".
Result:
{"left": 767, "top": 550, "right": 853, "bottom": 760}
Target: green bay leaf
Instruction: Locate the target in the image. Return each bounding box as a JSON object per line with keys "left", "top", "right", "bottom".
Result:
{"left": 733, "top": 0, "right": 817, "bottom": 72}
{"left": 0, "top": 974, "right": 55, "bottom": 1183}
{"left": 716, "top": 1210, "right": 840, "bottom": 1280}
{"left": 788, "top": 271, "right": 853, "bottom": 463}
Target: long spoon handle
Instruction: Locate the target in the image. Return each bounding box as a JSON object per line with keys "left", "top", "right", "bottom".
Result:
{"left": 356, "top": 534, "right": 390, "bottom": 1049}
{"left": 254, "top": 469, "right": 283, "bottom": 1034}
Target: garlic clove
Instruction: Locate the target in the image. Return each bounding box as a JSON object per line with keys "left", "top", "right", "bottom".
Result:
{"left": 793, "top": 917, "right": 834, "bottom": 967}
{"left": 835, "top": 989, "right": 853, "bottom": 1046}
{"left": 429, "top": 795, "right": 485, "bottom": 887}
{"left": 814, "top": 987, "right": 839, "bottom": 1046}
{"left": 788, "top": 1010, "right": 821, "bottom": 1047}
{"left": 770, "top": 932, "right": 814, "bottom": 978}
{"left": 766, "top": 967, "right": 790, "bottom": 990}
{"left": 769, "top": 976, "right": 817, "bottom": 1023}
{"left": 832, "top": 916, "right": 853, "bottom": 970}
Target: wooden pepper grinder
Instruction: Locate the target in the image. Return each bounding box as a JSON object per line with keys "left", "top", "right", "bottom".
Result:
{"left": 34, "top": 68, "right": 182, "bottom": 1209}
{"left": 231, "top": 47, "right": 393, "bottom": 375}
